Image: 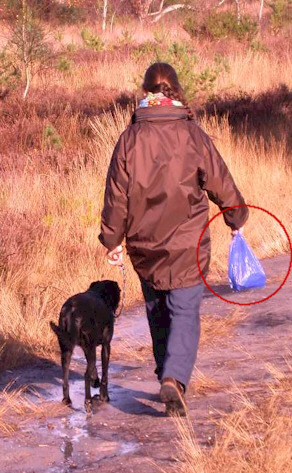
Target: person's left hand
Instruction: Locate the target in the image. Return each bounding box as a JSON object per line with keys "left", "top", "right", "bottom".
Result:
{"left": 231, "top": 227, "right": 244, "bottom": 237}
{"left": 107, "top": 245, "right": 123, "bottom": 266}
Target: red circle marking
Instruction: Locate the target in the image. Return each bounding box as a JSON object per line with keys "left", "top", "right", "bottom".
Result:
{"left": 196, "top": 205, "right": 292, "bottom": 305}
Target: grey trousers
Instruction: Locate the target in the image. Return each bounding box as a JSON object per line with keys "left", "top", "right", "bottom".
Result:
{"left": 140, "top": 280, "right": 204, "bottom": 388}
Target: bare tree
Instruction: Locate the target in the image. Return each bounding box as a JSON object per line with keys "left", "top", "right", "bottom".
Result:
{"left": 259, "top": 0, "right": 264, "bottom": 22}
{"left": 102, "top": 0, "right": 108, "bottom": 31}
{"left": 217, "top": 0, "right": 265, "bottom": 25}
{"left": 147, "top": 0, "right": 166, "bottom": 16}
{"left": 149, "top": 1, "right": 197, "bottom": 23}
{"left": 234, "top": 0, "right": 241, "bottom": 22}
{"left": 129, "top": 0, "right": 153, "bottom": 21}
{"left": 8, "top": 0, "right": 53, "bottom": 99}
{"left": 130, "top": 0, "right": 196, "bottom": 23}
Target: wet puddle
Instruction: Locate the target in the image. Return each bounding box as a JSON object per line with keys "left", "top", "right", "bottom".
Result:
{"left": 21, "top": 403, "right": 140, "bottom": 473}
{"left": 50, "top": 428, "right": 139, "bottom": 473}
{"left": 16, "top": 339, "right": 144, "bottom": 473}
{"left": 48, "top": 436, "right": 139, "bottom": 473}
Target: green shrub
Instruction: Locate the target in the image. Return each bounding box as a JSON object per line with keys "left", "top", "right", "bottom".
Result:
{"left": 155, "top": 42, "right": 220, "bottom": 101}
{"left": 214, "top": 53, "right": 231, "bottom": 73}
{"left": 153, "top": 26, "right": 171, "bottom": 45}
{"left": 43, "top": 125, "right": 63, "bottom": 150}
{"left": 81, "top": 28, "right": 105, "bottom": 52}
{"left": 235, "top": 15, "right": 258, "bottom": 41}
{"left": 119, "top": 29, "right": 134, "bottom": 45}
{"left": 132, "top": 42, "right": 156, "bottom": 60}
{"left": 54, "top": 31, "right": 64, "bottom": 43}
{"left": 156, "top": 42, "right": 197, "bottom": 94}
{"left": 249, "top": 40, "right": 269, "bottom": 52}
{"left": 183, "top": 14, "right": 201, "bottom": 38}
{"left": 53, "top": 4, "right": 87, "bottom": 25}
{"left": 205, "top": 11, "right": 258, "bottom": 41}
{"left": 56, "top": 56, "right": 73, "bottom": 74}
{"left": 268, "top": 0, "right": 292, "bottom": 32}
{"left": 66, "top": 42, "right": 78, "bottom": 54}
{"left": 0, "top": 51, "right": 21, "bottom": 89}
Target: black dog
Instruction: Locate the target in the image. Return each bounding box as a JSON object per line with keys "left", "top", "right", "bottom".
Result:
{"left": 50, "top": 280, "right": 120, "bottom": 412}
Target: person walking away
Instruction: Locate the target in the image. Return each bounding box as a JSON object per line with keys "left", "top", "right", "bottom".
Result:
{"left": 98, "top": 63, "right": 249, "bottom": 416}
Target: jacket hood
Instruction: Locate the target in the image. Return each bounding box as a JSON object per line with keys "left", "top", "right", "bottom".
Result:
{"left": 132, "top": 105, "right": 189, "bottom": 123}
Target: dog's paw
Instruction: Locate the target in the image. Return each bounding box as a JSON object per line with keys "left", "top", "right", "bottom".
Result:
{"left": 62, "top": 397, "right": 72, "bottom": 407}
{"left": 99, "top": 393, "right": 110, "bottom": 403}
{"left": 84, "top": 399, "right": 93, "bottom": 413}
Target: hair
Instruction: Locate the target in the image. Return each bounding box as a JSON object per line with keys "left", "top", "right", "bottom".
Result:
{"left": 142, "top": 62, "right": 194, "bottom": 120}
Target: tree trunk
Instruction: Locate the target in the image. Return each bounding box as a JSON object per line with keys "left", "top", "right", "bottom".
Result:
{"left": 23, "top": 64, "right": 31, "bottom": 100}
{"left": 150, "top": 4, "right": 197, "bottom": 23}
{"left": 259, "top": 0, "right": 264, "bottom": 22}
{"left": 102, "top": 0, "right": 108, "bottom": 32}
{"left": 110, "top": 10, "right": 116, "bottom": 33}
{"left": 129, "top": 0, "right": 153, "bottom": 21}
{"left": 235, "top": 0, "right": 241, "bottom": 23}
{"left": 21, "top": 0, "right": 30, "bottom": 99}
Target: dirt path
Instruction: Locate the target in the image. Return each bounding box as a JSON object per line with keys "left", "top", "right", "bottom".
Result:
{"left": 0, "top": 255, "right": 291, "bottom": 473}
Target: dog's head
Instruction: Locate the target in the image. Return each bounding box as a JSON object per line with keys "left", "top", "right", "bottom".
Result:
{"left": 88, "top": 280, "right": 121, "bottom": 312}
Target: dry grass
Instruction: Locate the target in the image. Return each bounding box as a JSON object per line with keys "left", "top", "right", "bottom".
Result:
{"left": 216, "top": 50, "right": 292, "bottom": 95}
{"left": 189, "top": 368, "right": 224, "bottom": 397}
{"left": 111, "top": 337, "right": 152, "bottom": 363}
{"left": 0, "top": 381, "right": 66, "bottom": 436}
{"left": 169, "top": 363, "right": 292, "bottom": 473}
{"left": 201, "top": 308, "right": 248, "bottom": 347}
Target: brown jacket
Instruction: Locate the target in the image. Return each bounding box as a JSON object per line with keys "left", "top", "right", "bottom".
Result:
{"left": 99, "top": 106, "right": 248, "bottom": 290}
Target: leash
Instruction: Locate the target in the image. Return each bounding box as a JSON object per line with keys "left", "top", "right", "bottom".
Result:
{"left": 114, "top": 263, "right": 126, "bottom": 320}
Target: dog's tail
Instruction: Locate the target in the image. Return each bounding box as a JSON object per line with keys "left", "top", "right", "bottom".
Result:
{"left": 50, "top": 321, "right": 74, "bottom": 350}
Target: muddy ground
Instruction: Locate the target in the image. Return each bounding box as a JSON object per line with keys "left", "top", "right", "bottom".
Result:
{"left": 0, "top": 254, "right": 291, "bottom": 473}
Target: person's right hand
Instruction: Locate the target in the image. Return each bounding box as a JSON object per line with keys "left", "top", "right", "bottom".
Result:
{"left": 107, "top": 245, "right": 123, "bottom": 266}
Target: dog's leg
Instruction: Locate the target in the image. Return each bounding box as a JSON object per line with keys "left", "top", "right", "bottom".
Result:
{"left": 100, "top": 342, "right": 110, "bottom": 402}
{"left": 90, "top": 351, "right": 100, "bottom": 389}
{"left": 83, "top": 346, "right": 98, "bottom": 412}
{"left": 61, "top": 349, "right": 73, "bottom": 406}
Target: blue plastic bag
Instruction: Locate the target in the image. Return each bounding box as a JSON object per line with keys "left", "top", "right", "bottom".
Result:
{"left": 228, "top": 233, "right": 266, "bottom": 291}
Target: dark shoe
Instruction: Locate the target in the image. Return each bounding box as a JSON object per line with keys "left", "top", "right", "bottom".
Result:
{"left": 160, "top": 377, "right": 187, "bottom": 417}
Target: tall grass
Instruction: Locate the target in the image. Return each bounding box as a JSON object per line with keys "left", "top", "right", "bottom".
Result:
{"left": 216, "top": 50, "right": 292, "bottom": 94}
